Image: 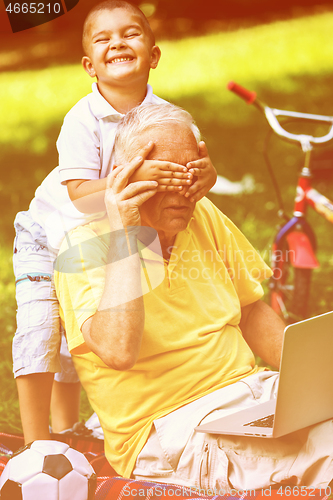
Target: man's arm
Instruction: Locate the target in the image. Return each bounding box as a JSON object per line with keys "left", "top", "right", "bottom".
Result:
{"left": 81, "top": 153, "right": 158, "bottom": 370}
{"left": 240, "top": 300, "right": 285, "bottom": 369}
{"left": 81, "top": 244, "right": 144, "bottom": 370}
{"left": 66, "top": 144, "right": 155, "bottom": 214}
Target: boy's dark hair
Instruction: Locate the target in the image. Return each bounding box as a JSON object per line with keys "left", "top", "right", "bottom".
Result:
{"left": 82, "top": 0, "right": 155, "bottom": 55}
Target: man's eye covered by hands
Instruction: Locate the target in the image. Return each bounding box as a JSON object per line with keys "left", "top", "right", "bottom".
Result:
{"left": 127, "top": 140, "right": 217, "bottom": 202}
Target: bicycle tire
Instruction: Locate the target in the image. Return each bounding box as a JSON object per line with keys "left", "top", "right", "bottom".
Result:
{"left": 270, "top": 252, "right": 312, "bottom": 323}
{"left": 291, "top": 268, "right": 312, "bottom": 320}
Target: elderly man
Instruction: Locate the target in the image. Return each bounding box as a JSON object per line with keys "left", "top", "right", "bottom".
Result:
{"left": 55, "top": 103, "right": 333, "bottom": 492}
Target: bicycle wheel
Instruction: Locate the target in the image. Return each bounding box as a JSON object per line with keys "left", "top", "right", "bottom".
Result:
{"left": 270, "top": 250, "right": 312, "bottom": 322}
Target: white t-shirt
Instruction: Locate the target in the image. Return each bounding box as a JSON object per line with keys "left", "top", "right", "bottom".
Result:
{"left": 29, "top": 83, "right": 166, "bottom": 251}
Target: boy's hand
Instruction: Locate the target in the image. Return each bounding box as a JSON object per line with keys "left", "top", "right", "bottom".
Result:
{"left": 130, "top": 142, "right": 193, "bottom": 191}
{"left": 182, "top": 142, "right": 217, "bottom": 202}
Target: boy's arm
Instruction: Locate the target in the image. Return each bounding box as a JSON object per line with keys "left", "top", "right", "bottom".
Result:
{"left": 181, "top": 141, "right": 217, "bottom": 202}
{"left": 67, "top": 177, "right": 107, "bottom": 213}
{"left": 66, "top": 142, "right": 154, "bottom": 213}
{"left": 67, "top": 142, "right": 194, "bottom": 213}
{"left": 58, "top": 105, "right": 110, "bottom": 213}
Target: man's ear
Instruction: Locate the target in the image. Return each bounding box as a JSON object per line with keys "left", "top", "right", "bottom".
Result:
{"left": 82, "top": 56, "right": 97, "bottom": 78}
{"left": 150, "top": 46, "right": 161, "bottom": 69}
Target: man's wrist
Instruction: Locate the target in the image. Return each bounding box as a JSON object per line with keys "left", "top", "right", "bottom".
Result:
{"left": 107, "top": 227, "right": 139, "bottom": 264}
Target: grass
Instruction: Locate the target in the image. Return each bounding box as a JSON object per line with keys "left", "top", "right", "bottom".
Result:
{"left": 1, "top": 10, "right": 333, "bottom": 434}
{"left": 2, "top": 12, "right": 333, "bottom": 150}
{"left": 151, "top": 11, "right": 333, "bottom": 104}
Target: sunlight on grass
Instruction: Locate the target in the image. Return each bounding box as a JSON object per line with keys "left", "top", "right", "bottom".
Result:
{"left": 150, "top": 12, "right": 333, "bottom": 101}
{"left": 0, "top": 66, "right": 92, "bottom": 152}
{"left": 1, "top": 11, "right": 333, "bottom": 150}
{"left": 0, "top": 245, "right": 18, "bottom": 432}
{"left": 0, "top": 245, "right": 15, "bottom": 323}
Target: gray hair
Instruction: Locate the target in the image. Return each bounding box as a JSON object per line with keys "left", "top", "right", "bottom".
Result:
{"left": 114, "top": 103, "right": 201, "bottom": 164}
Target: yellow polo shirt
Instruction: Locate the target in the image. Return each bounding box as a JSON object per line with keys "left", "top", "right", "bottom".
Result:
{"left": 54, "top": 197, "right": 272, "bottom": 477}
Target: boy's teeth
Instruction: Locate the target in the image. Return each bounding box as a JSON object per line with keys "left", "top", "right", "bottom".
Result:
{"left": 111, "top": 57, "right": 132, "bottom": 63}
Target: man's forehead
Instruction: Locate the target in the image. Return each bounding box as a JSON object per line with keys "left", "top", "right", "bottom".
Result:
{"left": 143, "top": 124, "right": 199, "bottom": 165}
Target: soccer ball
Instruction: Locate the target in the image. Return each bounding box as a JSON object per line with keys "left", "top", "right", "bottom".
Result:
{"left": 0, "top": 440, "right": 97, "bottom": 500}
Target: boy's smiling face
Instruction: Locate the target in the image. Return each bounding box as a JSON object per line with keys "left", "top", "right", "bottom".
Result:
{"left": 82, "top": 8, "right": 161, "bottom": 91}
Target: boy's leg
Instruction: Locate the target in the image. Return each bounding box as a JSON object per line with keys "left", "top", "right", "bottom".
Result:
{"left": 13, "top": 212, "right": 63, "bottom": 443}
{"left": 17, "top": 376, "right": 81, "bottom": 442}
{"left": 16, "top": 373, "right": 54, "bottom": 443}
{"left": 50, "top": 380, "right": 81, "bottom": 433}
{"left": 50, "top": 329, "right": 81, "bottom": 433}
{"left": 13, "top": 212, "right": 81, "bottom": 442}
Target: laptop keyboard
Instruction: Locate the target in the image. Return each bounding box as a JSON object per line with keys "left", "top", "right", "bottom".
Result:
{"left": 243, "top": 414, "right": 275, "bottom": 428}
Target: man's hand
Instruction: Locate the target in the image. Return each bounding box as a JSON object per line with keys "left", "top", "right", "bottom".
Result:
{"left": 129, "top": 142, "right": 193, "bottom": 192}
{"left": 105, "top": 143, "right": 158, "bottom": 231}
{"left": 181, "top": 141, "right": 217, "bottom": 202}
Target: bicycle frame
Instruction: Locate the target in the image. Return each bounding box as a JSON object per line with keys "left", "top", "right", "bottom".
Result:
{"left": 273, "top": 165, "right": 333, "bottom": 268}
{"left": 297, "top": 176, "right": 333, "bottom": 223}
{"left": 228, "top": 81, "right": 333, "bottom": 320}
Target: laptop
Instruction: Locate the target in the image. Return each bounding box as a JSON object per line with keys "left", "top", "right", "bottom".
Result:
{"left": 195, "top": 310, "right": 333, "bottom": 438}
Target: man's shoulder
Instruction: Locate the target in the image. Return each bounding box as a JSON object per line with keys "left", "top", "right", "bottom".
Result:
{"left": 58, "top": 218, "right": 110, "bottom": 256}
{"left": 194, "top": 197, "right": 227, "bottom": 223}
{"left": 192, "top": 198, "right": 238, "bottom": 238}
{"left": 55, "top": 219, "right": 110, "bottom": 279}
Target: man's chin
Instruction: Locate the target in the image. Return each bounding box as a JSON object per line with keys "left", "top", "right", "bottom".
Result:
{"left": 164, "top": 216, "right": 191, "bottom": 233}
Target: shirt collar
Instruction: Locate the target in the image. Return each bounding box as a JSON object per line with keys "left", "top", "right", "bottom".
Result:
{"left": 87, "top": 212, "right": 195, "bottom": 267}
{"left": 89, "top": 82, "right": 154, "bottom": 120}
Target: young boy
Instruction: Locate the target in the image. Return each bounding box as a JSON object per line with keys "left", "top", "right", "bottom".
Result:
{"left": 13, "top": 0, "right": 217, "bottom": 444}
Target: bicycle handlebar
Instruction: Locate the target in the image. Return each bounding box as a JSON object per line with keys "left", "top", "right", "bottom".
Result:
{"left": 227, "top": 81, "right": 257, "bottom": 105}
{"left": 228, "top": 81, "right": 333, "bottom": 150}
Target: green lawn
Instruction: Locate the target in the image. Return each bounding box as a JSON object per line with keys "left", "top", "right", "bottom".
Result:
{"left": 1, "top": 10, "right": 333, "bottom": 434}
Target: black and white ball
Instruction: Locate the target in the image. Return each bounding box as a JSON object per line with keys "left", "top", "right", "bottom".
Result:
{"left": 0, "top": 440, "right": 96, "bottom": 500}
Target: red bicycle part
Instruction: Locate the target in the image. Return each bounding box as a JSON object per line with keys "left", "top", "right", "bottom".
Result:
{"left": 227, "top": 81, "right": 257, "bottom": 105}
{"left": 285, "top": 231, "right": 319, "bottom": 269}
{"left": 270, "top": 234, "right": 316, "bottom": 321}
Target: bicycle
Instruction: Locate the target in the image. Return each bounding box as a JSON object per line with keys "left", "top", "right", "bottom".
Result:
{"left": 228, "top": 82, "right": 333, "bottom": 322}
